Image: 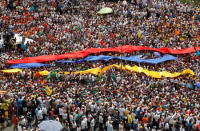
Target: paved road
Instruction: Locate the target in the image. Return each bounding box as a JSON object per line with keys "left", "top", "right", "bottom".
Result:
{"left": 1, "top": 125, "right": 14, "bottom": 131}
{"left": 2, "top": 125, "right": 35, "bottom": 131}
{"left": 0, "top": 123, "right": 33, "bottom": 131}
{"left": 2, "top": 121, "right": 119, "bottom": 131}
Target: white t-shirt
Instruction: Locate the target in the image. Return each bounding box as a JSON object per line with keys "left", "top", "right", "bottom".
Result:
{"left": 107, "top": 123, "right": 113, "bottom": 131}
{"left": 59, "top": 108, "right": 64, "bottom": 116}
{"left": 20, "top": 118, "right": 26, "bottom": 126}
{"left": 90, "top": 104, "right": 95, "bottom": 112}
{"left": 119, "top": 124, "right": 124, "bottom": 131}
{"left": 165, "top": 123, "right": 169, "bottom": 129}
{"left": 91, "top": 119, "right": 95, "bottom": 127}
{"left": 99, "top": 116, "right": 103, "bottom": 123}
{"left": 119, "top": 108, "right": 125, "bottom": 117}
{"left": 81, "top": 120, "right": 86, "bottom": 129}
{"left": 38, "top": 110, "right": 43, "bottom": 120}
{"left": 42, "top": 107, "right": 47, "bottom": 115}
{"left": 84, "top": 118, "right": 87, "bottom": 128}
{"left": 72, "top": 122, "right": 77, "bottom": 129}
{"left": 62, "top": 113, "right": 67, "bottom": 120}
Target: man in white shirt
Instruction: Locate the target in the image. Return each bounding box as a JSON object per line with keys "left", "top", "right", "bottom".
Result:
{"left": 37, "top": 108, "right": 43, "bottom": 122}
{"left": 42, "top": 105, "right": 47, "bottom": 120}
{"left": 99, "top": 113, "right": 104, "bottom": 130}
{"left": 91, "top": 117, "right": 95, "bottom": 131}
{"left": 165, "top": 122, "right": 169, "bottom": 130}
{"left": 59, "top": 107, "right": 64, "bottom": 122}
{"left": 62, "top": 111, "right": 68, "bottom": 123}
{"left": 72, "top": 120, "right": 77, "bottom": 131}
{"left": 133, "top": 118, "right": 138, "bottom": 130}
{"left": 84, "top": 116, "right": 87, "bottom": 130}
{"left": 119, "top": 106, "right": 125, "bottom": 121}
{"left": 90, "top": 102, "right": 95, "bottom": 113}
{"left": 81, "top": 117, "right": 86, "bottom": 131}
{"left": 107, "top": 121, "right": 113, "bottom": 131}
{"left": 19, "top": 116, "right": 26, "bottom": 129}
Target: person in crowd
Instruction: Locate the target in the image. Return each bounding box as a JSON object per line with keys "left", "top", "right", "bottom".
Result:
{"left": 12, "top": 114, "right": 19, "bottom": 131}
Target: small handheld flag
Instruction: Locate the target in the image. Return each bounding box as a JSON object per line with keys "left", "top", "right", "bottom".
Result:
{"left": 46, "top": 86, "right": 52, "bottom": 95}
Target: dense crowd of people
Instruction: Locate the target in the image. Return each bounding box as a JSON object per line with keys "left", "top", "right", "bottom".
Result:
{"left": 0, "top": 0, "right": 200, "bottom": 131}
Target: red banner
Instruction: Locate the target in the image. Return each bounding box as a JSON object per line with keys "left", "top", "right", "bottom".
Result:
{"left": 7, "top": 45, "right": 200, "bottom": 64}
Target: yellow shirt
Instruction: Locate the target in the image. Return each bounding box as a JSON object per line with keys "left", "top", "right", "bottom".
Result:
{"left": 2, "top": 103, "right": 8, "bottom": 111}
{"left": 5, "top": 111, "right": 8, "bottom": 118}
{"left": 127, "top": 114, "right": 132, "bottom": 123}
{"left": 125, "top": 110, "right": 129, "bottom": 116}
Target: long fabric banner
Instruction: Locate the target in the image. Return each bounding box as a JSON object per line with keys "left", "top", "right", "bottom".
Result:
{"left": 1, "top": 65, "right": 194, "bottom": 78}
{"left": 9, "top": 55, "right": 178, "bottom": 69}
{"left": 10, "top": 63, "right": 50, "bottom": 69}
{"left": 56, "top": 55, "right": 178, "bottom": 64}
{"left": 0, "top": 91, "right": 8, "bottom": 93}
{"left": 1, "top": 68, "right": 22, "bottom": 73}
{"left": 38, "top": 64, "right": 194, "bottom": 78}
{"left": 7, "top": 45, "right": 200, "bottom": 64}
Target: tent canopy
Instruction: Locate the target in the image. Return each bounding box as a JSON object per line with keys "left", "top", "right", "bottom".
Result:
{"left": 97, "top": 7, "right": 113, "bottom": 15}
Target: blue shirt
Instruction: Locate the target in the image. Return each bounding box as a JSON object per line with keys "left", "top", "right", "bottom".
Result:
{"left": 35, "top": 108, "right": 39, "bottom": 116}
{"left": 17, "top": 99, "right": 22, "bottom": 107}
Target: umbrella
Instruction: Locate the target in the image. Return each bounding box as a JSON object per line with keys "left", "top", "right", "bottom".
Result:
{"left": 38, "top": 120, "right": 63, "bottom": 131}
{"left": 97, "top": 7, "right": 113, "bottom": 15}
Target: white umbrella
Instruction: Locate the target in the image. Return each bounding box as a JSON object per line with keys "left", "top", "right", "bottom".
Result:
{"left": 97, "top": 7, "right": 113, "bottom": 15}
{"left": 38, "top": 120, "right": 63, "bottom": 131}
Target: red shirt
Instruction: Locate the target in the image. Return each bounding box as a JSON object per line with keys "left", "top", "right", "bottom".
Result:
{"left": 35, "top": 72, "right": 40, "bottom": 78}
{"left": 12, "top": 116, "right": 18, "bottom": 125}
{"left": 50, "top": 110, "right": 54, "bottom": 117}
